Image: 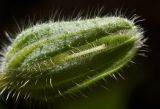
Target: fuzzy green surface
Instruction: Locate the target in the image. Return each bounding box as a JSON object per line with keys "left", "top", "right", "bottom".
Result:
{"left": 0, "top": 16, "right": 143, "bottom": 103}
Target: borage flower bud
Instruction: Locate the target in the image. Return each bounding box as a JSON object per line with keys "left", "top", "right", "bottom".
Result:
{"left": 0, "top": 16, "right": 144, "bottom": 103}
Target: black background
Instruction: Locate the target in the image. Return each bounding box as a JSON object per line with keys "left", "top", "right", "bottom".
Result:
{"left": 0, "top": 0, "right": 159, "bottom": 109}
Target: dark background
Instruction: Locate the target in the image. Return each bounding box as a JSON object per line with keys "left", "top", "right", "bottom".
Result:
{"left": 0, "top": 0, "right": 159, "bottom": 109}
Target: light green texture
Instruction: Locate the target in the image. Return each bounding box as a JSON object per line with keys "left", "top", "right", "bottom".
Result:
{"left": 0, "top": 16, "right": 143, "bottom": 103}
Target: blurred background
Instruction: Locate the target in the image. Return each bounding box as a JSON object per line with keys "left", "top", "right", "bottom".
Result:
{"left": 0, "top": 0, "right": 159, "bottom": 109}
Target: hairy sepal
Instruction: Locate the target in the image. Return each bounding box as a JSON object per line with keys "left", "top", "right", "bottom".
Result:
{"left": 0, "top": 16, "right": 143, "bottom": 102}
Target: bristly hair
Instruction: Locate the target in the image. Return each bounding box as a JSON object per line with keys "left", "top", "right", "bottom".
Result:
{"left": 0, "top": 8, "right": 147, "bottom": 109}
